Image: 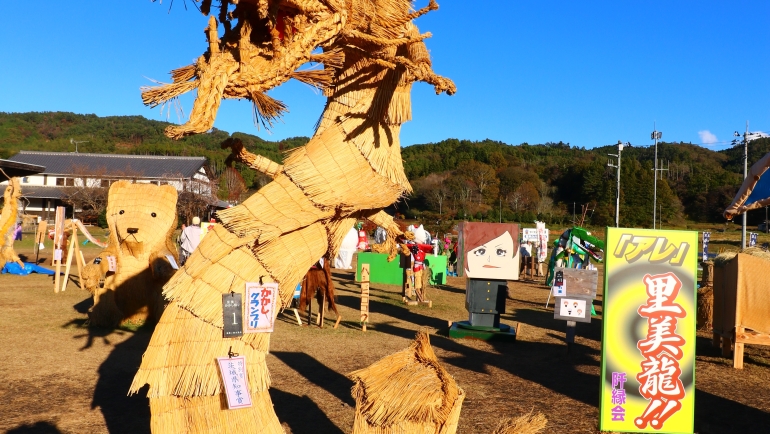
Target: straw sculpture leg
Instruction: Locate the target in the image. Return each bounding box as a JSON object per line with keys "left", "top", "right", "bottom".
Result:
{"left": 132, "top": 1, "right": 455, "bottom": 431}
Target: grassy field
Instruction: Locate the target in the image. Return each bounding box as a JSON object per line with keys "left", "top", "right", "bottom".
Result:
{"left": 0, "top": 229, "right": 769, "bottom": 433}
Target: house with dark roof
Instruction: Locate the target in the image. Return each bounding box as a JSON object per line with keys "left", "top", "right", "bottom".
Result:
{"left": 3, "top": 151, "right": 212, "bottom": 220}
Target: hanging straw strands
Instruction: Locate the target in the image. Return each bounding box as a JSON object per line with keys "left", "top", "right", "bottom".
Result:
{"left": 348, "top": 331, "right": 465, "bottom": 433}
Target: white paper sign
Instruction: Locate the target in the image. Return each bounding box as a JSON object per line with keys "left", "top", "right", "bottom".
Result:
{"left": 216, "top": 356, "right": 252, "bottom": 409}
{"left": 522, "top": 228, "right": 538, "bottom": 241}
{"left": 165, "top": 254, "right": 179, "bottom": 270}
{"left": 106, "top": 256, "right": 117, "bottom": 272}
{"left": 552, "top": 283, "right": 566, "bottom": 297}
{"left": 245, "top": 282, "right": 279, "bottom": 333}
{"left": 54, "top": 249, "right": 62, "bottom": 261}
{"left": 559, "top": 298, "right": 587, "bottom": 318}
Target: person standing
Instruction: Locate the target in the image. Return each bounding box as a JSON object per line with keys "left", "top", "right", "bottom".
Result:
{"left": 179, "top": 217, "right": 202, "bottom": 265}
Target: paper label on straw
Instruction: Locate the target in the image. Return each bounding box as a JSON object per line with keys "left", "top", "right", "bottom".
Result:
{"left": 223, "top": 293, "right": 244, "bottom": 338}
{"left": 54, "top": 249, "right": 62, "bottom": 261}
{"left": 106, "top": 256, "right": 117, "bottom": 272}
{"left": 216, "top": 356, "right": 252, "bottom": 409}
{"left": 245, "top": 282, "right": 279, "bottom": 333}
{"left": 165, "top": 254, "right": 179, "bottom": 270}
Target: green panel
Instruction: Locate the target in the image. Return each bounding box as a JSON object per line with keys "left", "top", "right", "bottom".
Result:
{"left": 355, "top": 252, "right": 448, "bottom": 285}
{"left": 424, "top": 254, "right": 447, "bottom": 285}
{"left": 355, "top": 252, "right": 403, "bottom": 285}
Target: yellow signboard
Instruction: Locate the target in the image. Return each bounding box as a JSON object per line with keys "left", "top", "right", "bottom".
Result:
{"left": 600, "top": 228, "right": 697, "bottom": 433}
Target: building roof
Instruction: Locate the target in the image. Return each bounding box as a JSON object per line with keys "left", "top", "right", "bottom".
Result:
{"left": 19, "top": 185, "right": 65, "bottom": 199}
{"left": 8, "top": 151, "right": 207, "bottom": 179}
{"left": 0, "top": 159, "right": 46, "bottom": 181}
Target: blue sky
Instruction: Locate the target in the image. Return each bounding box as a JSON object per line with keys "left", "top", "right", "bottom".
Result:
{"left": 1, "top": 1, "right": 768, "bottom": 150}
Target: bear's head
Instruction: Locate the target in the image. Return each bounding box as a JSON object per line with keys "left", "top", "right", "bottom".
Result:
{"left": 106, "top": 181, "right": 178, "bottom": 258}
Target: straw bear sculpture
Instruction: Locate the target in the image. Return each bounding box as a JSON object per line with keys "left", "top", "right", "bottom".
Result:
{"left": 130, "top": 1, "right": 455, "bottom": 432}
{"left": 85, "top": 181, "right": 179, "bottom": 328}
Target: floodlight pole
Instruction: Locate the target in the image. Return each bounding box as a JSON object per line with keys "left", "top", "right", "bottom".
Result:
{"left": 608, "top": 141, "right": 624, "bottom": 227}
{"left": 651, "top": 126, "right": 662, "bottom": 230}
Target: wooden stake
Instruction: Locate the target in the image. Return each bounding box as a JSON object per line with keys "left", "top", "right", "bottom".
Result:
{"left": 361, "top": 264, "right": 370, "bottom": 332}
{"left": 72, "top": 222, "right": 84, "bottom": 290}
{"left": 734, "top": 326, "right": 745, "bottom": 369}
{"left": 566, "top": 320, "right": 576, "bottom": 353}
{"left": 61, "top": 227, "right": 77, "bottom": 292}
{"left": 53, "top": 207, "right": 65, "bottom": 293}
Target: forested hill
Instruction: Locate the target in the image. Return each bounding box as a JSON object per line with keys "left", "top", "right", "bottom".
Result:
{"left": 402, "top": 137, "right": 770, "bottom": 226}
{"left": 2, "top": 112, "right": 768, "bottom": 226}
{"left": 0, "top": 111, "right": 310, "bottom": 191}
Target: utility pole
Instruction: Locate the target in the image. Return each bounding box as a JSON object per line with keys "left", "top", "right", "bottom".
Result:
{"left": 651, "top": 126, "right": 663, "bottom": 229}
{"left": 735, "top": 122, "right": 749, "bottom": 249}
{"left": 608, "top": 141, "right": 625, "bottom": 227}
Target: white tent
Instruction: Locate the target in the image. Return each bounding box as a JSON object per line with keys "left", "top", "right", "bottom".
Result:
{"left": 335, "top": 227, "right": 359, "bottom": 269}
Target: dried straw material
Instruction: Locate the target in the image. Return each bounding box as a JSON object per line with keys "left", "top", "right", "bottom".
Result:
{"left": 87, "top": 181, "right": 179, "bottom": 327}
{"left": 491, "top": 411, "right": 548, "bottom": 434}
{"left": 0, "top": 177, "right": 23, "bottom": 266}
{"left": 713, "top": 246, "right": 770, "bottom": 268}
{"left": 697, "top": 286, "right": 714, "bottom": 330}
{"left": 348, "top": 331, "right": 465, "bottom": 433}
{"left": 134, "top": 1, "right": 455, "bottom": 431}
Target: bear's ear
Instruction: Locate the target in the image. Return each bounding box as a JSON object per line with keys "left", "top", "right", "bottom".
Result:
{"left": 157, "top": 184, "right": 178, "bottom": 206}
{"left": 109, "top": 180, "right": 133, "bottom": 195}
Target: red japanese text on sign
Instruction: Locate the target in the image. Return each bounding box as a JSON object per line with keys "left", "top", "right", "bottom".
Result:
{"left": 634, "top": 272, "right": 686, "bottom": 430}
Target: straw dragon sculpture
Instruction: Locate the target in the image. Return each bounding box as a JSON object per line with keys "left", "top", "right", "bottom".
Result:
{"left": 130, "top": 0, "right": 454, "bottom": 432}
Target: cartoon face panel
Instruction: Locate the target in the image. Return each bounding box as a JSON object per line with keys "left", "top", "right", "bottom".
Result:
{"left": 460, "top": 222, "right": 520, "bottom": 280}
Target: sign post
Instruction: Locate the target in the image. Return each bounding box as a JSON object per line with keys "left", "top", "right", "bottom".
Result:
{"left": 702, "top": 231, "right": 710, "bottom": 261}
{"left": 600, "top": 227, "right": 696, "bottom": 433}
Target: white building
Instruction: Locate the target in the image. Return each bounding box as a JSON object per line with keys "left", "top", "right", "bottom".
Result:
{"left": 4, "top": 151, "right": 213, "bottom": 221}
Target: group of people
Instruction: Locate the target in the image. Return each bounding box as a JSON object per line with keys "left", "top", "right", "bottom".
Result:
{"left": 519, "top": 240, "right": 547, "bottom": 277}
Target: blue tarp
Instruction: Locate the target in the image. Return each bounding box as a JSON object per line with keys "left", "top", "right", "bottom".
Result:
{"left": 1, "top": 262, "right": 56, "bottom": 276}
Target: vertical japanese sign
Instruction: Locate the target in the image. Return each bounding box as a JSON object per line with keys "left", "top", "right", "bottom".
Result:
{"left": 216, "top": 356, "right": 252, "bottom": 409}
{"left": 245, "top": 282, "right": 279, "bottom": 333}
{"left": 749, "top": 232, "right": 757, "bottom": 247}
{"left": 702, "top": 231, "right": 710, "bottom": 261}
{"left": 600, "top": 228, "right": 696, "bottom": 433}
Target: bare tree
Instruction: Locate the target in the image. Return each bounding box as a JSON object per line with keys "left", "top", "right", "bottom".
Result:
{"left": 60, "top": 166, "right": 110, "bottom": 224}
{"left": 464, "top": 160, "right": 498, "bottom": 205}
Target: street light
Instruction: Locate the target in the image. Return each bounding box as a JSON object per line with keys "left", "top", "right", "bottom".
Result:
{"left": 651, "top": 126, "right": 663, "bottom": 229}
{"left": 608, "top": 141, "right": 626, "bottom": 227}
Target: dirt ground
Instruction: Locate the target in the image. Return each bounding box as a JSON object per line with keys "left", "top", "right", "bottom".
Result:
{"left": 1, "top": 246, "right": 769, "bottom": 434}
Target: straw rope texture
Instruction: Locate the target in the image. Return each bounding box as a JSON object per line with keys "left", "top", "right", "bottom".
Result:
{"left": 87, "top": 181, "right": 179, "bottom": 328}
{"left": 132, "top": 1, "right": 455, "bottom": 432}
{"left": 348, "top": 331, "right": 465, "bottom": 434}
{"left": 0, "top": 178, "right": 23, "bottom": 266}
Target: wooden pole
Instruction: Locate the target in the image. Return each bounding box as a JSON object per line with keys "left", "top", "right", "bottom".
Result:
{"left": 72, "top": 222, "right": 84, "bottom": 290}
{"left": 53, "top": 207, "right": 65, "bottom": 293}
{"left": 566, "top": 320, "right": 576, "bottom": 353}
{"left": 61, "top": 226, "right": 77, "bottom": 292}
{"left": 361, "top": 264, "right": 370, "bottom": 332}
